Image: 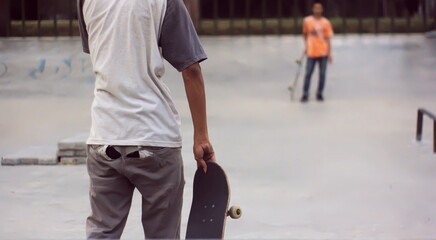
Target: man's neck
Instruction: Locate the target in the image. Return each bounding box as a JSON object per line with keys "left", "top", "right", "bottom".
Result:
{"left": 313, "top": 14, "right": 322, "bottom": 19}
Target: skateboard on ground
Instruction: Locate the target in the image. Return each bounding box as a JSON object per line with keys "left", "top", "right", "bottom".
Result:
{"left": 288, "top": 52, "right": 306, "bottom": 101}
{"left": 186, "top": 162, "right": 242, "bottom": 239}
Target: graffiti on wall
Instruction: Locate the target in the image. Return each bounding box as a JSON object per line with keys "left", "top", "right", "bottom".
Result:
{"left": 0, "top": 63, "right": 7, "bottom": 78}
{"left": 0, "top": 56, "right": 94, "bottom": 83}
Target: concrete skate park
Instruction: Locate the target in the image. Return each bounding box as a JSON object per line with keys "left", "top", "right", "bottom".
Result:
{"left": 0, "top": 35, "right": 436, "bottom": 238}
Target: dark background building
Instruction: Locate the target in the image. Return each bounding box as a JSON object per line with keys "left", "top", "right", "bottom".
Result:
{"left": 199, "top": 0, "right": 424, "bottom": 19}
{"left": 1, "top": 0, "right": 435, "bottom": 36}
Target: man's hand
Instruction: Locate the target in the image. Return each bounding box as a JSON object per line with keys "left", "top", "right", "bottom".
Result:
{"left": 328, "top": 54, "right": 333, "bottom": 64}
{"left": 193, "top": 140, "right": 216, "bottom": 173}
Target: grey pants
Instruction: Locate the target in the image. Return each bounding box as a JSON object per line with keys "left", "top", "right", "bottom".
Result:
{"left": 86, "top": 145, "right": 185, "bottom": 239}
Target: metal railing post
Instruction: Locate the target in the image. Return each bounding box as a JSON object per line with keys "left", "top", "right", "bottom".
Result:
{"left": 198, "top": 0, "right": 202, "bottom": 34}
{"left": 245, "top": 0, "right": 250, "bottom": 35}
{"left": 375, "top": 0, "right": 379, "bottom": 34}
{"left": 293, "top": 0, "right": 298, "bottom": 35}
{"left": 277, "top": 0, "right": 282, "bottom": 35}
{"left": 417, "top": 109, "right": 423, "bottom": 141}
{"left": 262, "top": 0, "right": 266, "bottom": 33}
{"left": 358, "top": 0, "right": 363, "bottom": 33}
{"left": 186, "top": 0, "right": 200, "bottom": 31}
{"left": 229, "top": 0, "right": 234, "bottom": 35}
{"left": 37, "top": 0, "right": 41, "bottom": 37}
{"left": 434, "top": 120, "right": 436, "bottom": 153}
{"left": 342, "top": 2, "right": 347, "bottom": 34}
{"left": 416, "top": 108, "right": 436, "bottom": 154}
{"left": 0, "top": 0, "right": 10, "bottom": 36}
{"left": 69, "top": 0, "right": 73, "bottom": 36}
{"left": 422, "top": 0, "right": 427, "bottom": 30}
{"left": 54, "top": 0, "right": 58, "bottom": 37}
{"left": 21, "top": 0, "right": 26, "bottom": 37}
{"left": 390, "top": 8, "right": 395, "bottom": 33}
{"left": 213, "top": 0, "right": 218, "bottom": 35}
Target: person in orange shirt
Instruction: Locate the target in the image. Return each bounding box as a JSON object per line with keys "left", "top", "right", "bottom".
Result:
{"left": 301, "top": 2, "right": 334, "bottom": 102}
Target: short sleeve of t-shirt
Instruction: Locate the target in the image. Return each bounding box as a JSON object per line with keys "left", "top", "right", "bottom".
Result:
{"left": 303, "top": 18, "right": 308, "bottom": 34}
{"left": 324, "top": 20, "right": 334, "bottom": 38}
{"left": 159, "top": 0, "right": 207, "bottom": 72}
{"left": 77, "top": 0, "right": 90, "bottom": 54}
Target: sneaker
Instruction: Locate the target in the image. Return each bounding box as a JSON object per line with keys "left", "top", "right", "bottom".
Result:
{"left": 316, "top": 94, "right": 324, "bottom": 102}
{"left": 300, "top": 95, "right": 309, "bottom": 103}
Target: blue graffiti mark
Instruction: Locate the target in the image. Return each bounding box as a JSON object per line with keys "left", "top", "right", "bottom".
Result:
{"left": 0, "top": 62, "right": 7, "bottom": 78}
{"left": 63, "top": 58, "right": 72, "bottom": 69}
{"left": 29, "top": 59, "right": 47, "bottom": 80}
{"left": 62, "top": 57, "right": 73, "bottom": 77}
{"left": 0, "top": 56, "right": 95, "bottom": 85}
{"left": 2, "top": 57, "right": 93, "bottom": 82}
{"left": 28, "top": 57, "right": 76, "bottom": 80}
{"left": 38, "top": 59, "right": 46, "bottom": 72}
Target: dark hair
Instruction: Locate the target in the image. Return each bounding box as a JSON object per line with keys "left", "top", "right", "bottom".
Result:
{"left": 312, "top": 1, "right": 323, "bottom": 7}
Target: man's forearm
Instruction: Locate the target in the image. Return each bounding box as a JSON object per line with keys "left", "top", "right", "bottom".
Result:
{"left": 182, "top": 63, "right": 209, "bottom": 142}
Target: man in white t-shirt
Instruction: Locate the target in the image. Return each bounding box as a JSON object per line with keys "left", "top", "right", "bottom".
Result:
{"left": 78, "top": 0, "right": 215, "bottom": 238}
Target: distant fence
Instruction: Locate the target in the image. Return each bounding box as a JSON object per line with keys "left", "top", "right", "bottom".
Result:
{"left": 0, "top": 0, "right": 79, "bottom": 37}
{"left": 416, "top": 108, "right": 436, "bottom": 154}
{"left": 0, "top": 0, "right": 435, "bottom": 37}
{"left": 197, "top": 0, "right": 436, "bottom": 35}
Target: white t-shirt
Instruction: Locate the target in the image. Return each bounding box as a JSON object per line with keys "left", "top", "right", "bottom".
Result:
{"left": 78, "top": 0, "right": 207, "bottom": 147}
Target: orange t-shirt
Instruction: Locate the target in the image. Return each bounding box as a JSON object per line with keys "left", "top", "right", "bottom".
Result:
{"left": 303, "top": 16, "right": 334, "bottom": 58}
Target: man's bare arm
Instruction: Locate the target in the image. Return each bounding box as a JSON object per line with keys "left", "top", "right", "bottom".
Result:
{"left": 327, "top": 37, "right": 333, "bottom": 63}
{"left": 182, "top": 63, "right": 215, "bottom": 172}
{"left": 303, "top": 33, "right": 308, "bottom": 53}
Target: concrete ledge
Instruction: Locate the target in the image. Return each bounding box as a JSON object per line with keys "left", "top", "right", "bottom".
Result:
{"left": 57, "top": 150, "right": 75, "bottom": 157}
{"left": 1, "top": 133, "right": 88, "bottom": 166}
{"left": 57, "top": 133, "right": 88, "bottom": 150}
{"left": 57, "top": 133, "right": 88, "bottom": 165}
{"left": 57, "top": 150, "right": 86, "bottom": 157}
{"left": 1, "top": 146, "right": 57, "bottom": 166}
{"left": 60, "top": 157, "right": 86, "bottom": 165}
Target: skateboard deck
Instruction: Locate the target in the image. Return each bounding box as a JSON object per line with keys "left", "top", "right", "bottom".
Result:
{"left": 288, "top": 52, "right": 306, "bottom": 101}
{"left": 186, "top": 162, "right": 241, "bottom": 239}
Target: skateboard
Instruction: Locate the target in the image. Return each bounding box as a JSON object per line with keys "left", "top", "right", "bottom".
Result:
{"left": 288, "top": 52, "right": 306, "bottom": 101}
{"left": 186, "top": 162, "right": 242, "bottom": 239}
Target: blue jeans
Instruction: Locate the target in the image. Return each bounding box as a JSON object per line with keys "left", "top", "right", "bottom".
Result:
{"left": 302, "top": 56, "right": 328, "bottom": 96}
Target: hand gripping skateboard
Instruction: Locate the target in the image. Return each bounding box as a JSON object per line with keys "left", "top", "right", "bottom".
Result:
{"left": 186, "top": 162, "right": 242, "bottom": 239}
{"left": 288, "top": 52, "right": 306, "bottom": 101}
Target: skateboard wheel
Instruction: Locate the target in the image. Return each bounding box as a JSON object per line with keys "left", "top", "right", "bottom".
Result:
{"left": 228, "top": 206, "right": 242, "bottom": 219}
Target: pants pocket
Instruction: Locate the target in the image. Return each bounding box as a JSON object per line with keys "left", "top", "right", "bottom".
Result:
{"left": 89, "top": 145, "right": 120, "bottom": 161}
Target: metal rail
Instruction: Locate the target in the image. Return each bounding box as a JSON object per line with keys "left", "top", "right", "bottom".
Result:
{"left": 416, "top": 108, "right": 436, "bottom": 153}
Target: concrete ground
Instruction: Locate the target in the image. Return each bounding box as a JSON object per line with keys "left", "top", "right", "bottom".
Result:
{"left": 0, "top": 35, "right": 436, "bottom": 239}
